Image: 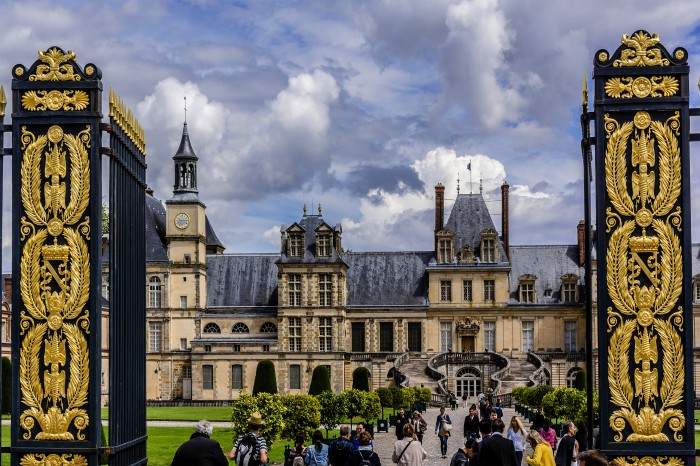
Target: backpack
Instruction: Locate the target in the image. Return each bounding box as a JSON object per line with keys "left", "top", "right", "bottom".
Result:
{"left": 293, "top": 456, "right": 305, "bottom": 466}
{"left": 358, "top": 450, "right": 375, "bottom": 466}
{"left": 237, "top": 433, "right": 261, "bottom": 466}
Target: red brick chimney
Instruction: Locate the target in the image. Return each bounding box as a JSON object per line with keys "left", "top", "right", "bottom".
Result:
{"left": 577, "top": 220, "right": 585, "bottom": 266}
{"left": 435, "top": 183, "right": 445, "bottom": 253}
{"left": 501, "top": 181, "right": 509, "bottom": 259}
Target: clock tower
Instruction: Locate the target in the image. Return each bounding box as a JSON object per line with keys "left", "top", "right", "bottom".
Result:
{"left": 165, "top": 122, "right": 207, "bottom": 309}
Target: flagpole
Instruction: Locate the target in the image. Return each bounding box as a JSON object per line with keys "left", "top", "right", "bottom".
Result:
{"left": 469, "top": 159, "right": 473, "bottom": 194}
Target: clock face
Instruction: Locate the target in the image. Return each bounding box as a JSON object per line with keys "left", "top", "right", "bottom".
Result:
{"left": 174, "top": 212, "right": 190, "bottom": 230}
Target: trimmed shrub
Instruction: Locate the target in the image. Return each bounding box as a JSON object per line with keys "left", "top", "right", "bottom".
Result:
{"left": 360, "top": 391, "right": 381, "bottom": 422}
{"left": 2, "top": 357, "right": 10, "bottom": 414}
{"left": 388, "top": 386, "right": 404, "bottom": 410}
{"left": 308, "top": 366, "right": 332, "bottom": 396}
{"left": 343, "top": 389, "right": 367, "bottom": 423}
{"left": 231, "top": 392, "right": 286, "bottom": 444}
{"left": 252, "top": 360, "right": 278, "bottom": 395}
{"left": 418, "top": 387, "right": 432, "bottom": 403}
{"left": 317, "top": 390, "right": 348, "bottom": 436}
{"left": 375, "top": 387, "right": 392, "bottom": 408}
{"left": 352, "top": 367, "right": 371, "bottom": 391}
{"left": 281, "top": 394, "right": 322, "bottom": 440}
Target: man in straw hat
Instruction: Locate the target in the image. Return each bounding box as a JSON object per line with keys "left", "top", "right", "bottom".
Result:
{"left": 230, "top": 412, "right": 268, "bottom": 466}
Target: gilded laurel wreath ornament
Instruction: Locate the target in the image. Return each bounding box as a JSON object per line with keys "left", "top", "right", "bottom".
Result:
{"left": 604, "top": 111, "right": 684, "bottom": 442}
{"left": 18, "top": 125, "right": 91, "bottom": 440}
{"left": 612, "top": 456, "right": 684, "bottom": 466}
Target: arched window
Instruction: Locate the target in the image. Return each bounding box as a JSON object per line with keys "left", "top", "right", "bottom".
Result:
{"left": 456, "top": 367, "right": 482, "bottom": 398}
{"left": 203, "top": 323, "right": 221, "bottom": 334}
{"left": 260, "top": 322, "right": 277, "bottom": 333}
{"left": 566, "top": 367, "right": 582, "bottom": 388}
{"left": 232, "top": 322, "right": 250, "bottom": 333}
{"left": 149, "top": 276, "right": 162, "bottom": 308}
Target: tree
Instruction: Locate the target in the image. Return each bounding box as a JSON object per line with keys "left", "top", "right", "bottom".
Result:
{"left": 1, "top": 357, "right": 10, "bottom": 414}
{"left": 231, "top": 392, "right": 286, "bottom": 445}
{"left": 352, "top": 367, "right": 371, "bottom": 391}
{"left": 308, "top": 366, "right": 331, "bottom": 396}
{"left": 317, "top": 391, "right": 348, "bottom": 437}
{"left": 281, "top": 394, "right": 322, "bottom": 440}
{"left": 541, "top": 387, "right": 591, "bottom": 425}
{"left": 418, "top": 387, "right": 432, "bottom": 403}
{"left": 375, "top": 387, "right": 392, "bottom": 418}
{"left": 360, "top": 391, "right": 381, "bottom": 423}
{"left": 529, "top": 385, "right": 554, "bottom": 411}
{"left": 342, "top": 389, "right": 367, "bottom": 428}
{"left": 252, "top": 360, "right": 278, "bottom": 395}
{"left": 401, "top": 387, "right": 417, "bottom": 410}
{"left": 388, "top": 386, "right": 404, "bottom": 411}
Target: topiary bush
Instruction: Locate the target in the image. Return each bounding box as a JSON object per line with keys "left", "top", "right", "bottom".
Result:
{"left": 317, "top": 390, "right": 348, "bottom": 437}
{"left": 352, "top": 367, "right": 371, "bottom": 391}
{"left": 281, "top": 394, "right": 322, "bottom": 440}
{"left": 308, "top": 366, "right": 332, "bottom": 395}
{"left": 231, "top": 392, "right": 286, "bottom": 445}
{"left": 360, "top": 390, "right": 381, "bottom": 422}
{"left": 252, "top": 360, "right": 278, "bottom": 395}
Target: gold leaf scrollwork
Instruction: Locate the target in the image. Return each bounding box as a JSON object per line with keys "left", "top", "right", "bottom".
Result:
{"left": 605, "top": 76, "right": 679, "bottom": 98}
{"left": 613, "top": 32, "right": 670, "bottom": 67}
{"left": 18, "top": 125, "right": 91, "bottom": 441}
{"left": 612, "top": 457, "right": 684, "bottom": 466}
{"left": 20, "top": 453, "right": 88, "bottom": 466}
{"left": 22, "top": 90, "right": 89, "bottom": 111}
{"left": 29, "top": 48, "right": 80, "bottom": 82}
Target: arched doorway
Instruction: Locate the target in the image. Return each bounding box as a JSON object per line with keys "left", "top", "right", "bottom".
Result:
{"left": 455, "top": 367, "right": 482, "bottom": 398}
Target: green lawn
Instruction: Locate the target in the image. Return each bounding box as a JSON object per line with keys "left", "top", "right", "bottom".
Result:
{"left": 101, "top": 406, "right": 234, "bottom": 422}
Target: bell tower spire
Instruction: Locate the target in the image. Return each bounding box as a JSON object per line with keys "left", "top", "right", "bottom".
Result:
{"left": 172, "top": 121, "right": 199, "bottom": 200}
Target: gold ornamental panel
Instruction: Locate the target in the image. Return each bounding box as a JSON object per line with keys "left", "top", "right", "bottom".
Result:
{"left": 28, "top": 48, "right": 80, "bottom": 82}
{"left": 604, "top": 110, "right": 685, "bottom": 443}
{"left": 20, "top": 453, "right": 88, "bottom": 465}
{"left": 605, "top": 76, "right": 679, "bottom": 99}
{"left": 21, "top": 90, "right": 90, "bottom": 111}
{"left": 613, "top": 32, "right": 670, "bottom": 67}
{"left": 18, "top": 124, "right": 92, "bottom": 441}
{"left": 612, "top": 457, "right": 684, "bottom": 466}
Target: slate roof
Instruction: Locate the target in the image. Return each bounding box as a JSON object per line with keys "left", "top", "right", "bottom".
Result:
{"left": 345, "top": 252, "right": 431, "bottom": 307}
{"left": 443, "top": 194, "right": 508, "bottom": 264}
{"left": 145, "top": 194, "right": 169, "bottom": 263}
{"left": 206, "top": 254, "right": 279, "bottom": 308}
{"left": 206, "top": 217, "right": 225, "bottom": 251}
{"left": 508, "top": 245, "right": 585, "bottom": 304}
{"left": 277, "top": 214, "right": 345, "bottom": 265}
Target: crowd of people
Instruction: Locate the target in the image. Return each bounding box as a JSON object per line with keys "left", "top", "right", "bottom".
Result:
{"left": 170, "top": 400, "right": 610, "bottom": 466}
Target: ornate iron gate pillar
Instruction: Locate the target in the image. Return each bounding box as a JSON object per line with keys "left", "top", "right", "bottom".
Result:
{"left": 592, "top": 31, "right": 695, "bottom": 466}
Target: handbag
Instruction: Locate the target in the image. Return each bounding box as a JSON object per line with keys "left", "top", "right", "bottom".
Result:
{"left": 442, "top": 422, "right": 453, "bottom": 431}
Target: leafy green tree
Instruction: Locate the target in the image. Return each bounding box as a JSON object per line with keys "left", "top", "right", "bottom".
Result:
{"left": 528, "top": 385, "right": 554, "bottom": 411}
{"left": 308, "top": 366, "right": 332, "bottom": 395}
{"left": 418, "top": 387, "right": 432, "bottom": 403}
{"left": 401, "top": 387, "right": 417, "bottom": 409}
{"left": 375, "top": 387, "right": 392, "bottom": 418}
{"left": 343, "top": 389, "right": 367, "bottom": 427}
{"left": 541, "top": 387, "right": 590, "bottom": 424}
{"left": 388, "top": 386, "right": 404, "bottom": 410}
{"left": 512, "top": 386, "right": 527, "bottom": 404}
{"left": 281, "top": 394, "right": 322, "bottom": 440}
{"left": 574, "top": 370, "right": 586, "bottom": 391}
{"left": 231, "top": 392, "right": 286, "bottom": 444}
{"left": 352, "top": 367, "right": 371, "bottom": 391}
{"left": 1, "top": 357, "right": 10, "bottom": 414}
{"left": 317, "top": 391, "right": 348, "bottom": 437}
{"left": 252, "top": 360, "right": 278, "bottom": 395}
{"left": 360, "top": 391, "right": 381, "bottom": 423}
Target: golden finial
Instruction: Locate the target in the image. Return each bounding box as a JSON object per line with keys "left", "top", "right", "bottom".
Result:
{"left": 303, "top": 203, "right": 307, "bottom": 215}
{"left": 0, "top": 85, "right": 6, "bottom": 117}
{"left": 318, "top": 203, "right": 322, "bottom": 215}
{"left": 582, "top": 74, "right": 588, "bottom": 107}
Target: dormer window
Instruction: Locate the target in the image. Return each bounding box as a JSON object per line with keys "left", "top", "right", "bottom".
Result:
{"left": 519, "top": 274, "right": 537, "bottom": 303}
{"left": 436, "top": 230, "right": 454, "bottom": 264}
{"left": 289, "top": 234, "right": 303, "bottom": 257}
{"left": 480, "top": 229, "right": 498, "bottom": 263}
{"left": 561, "top": 274, "right": 580, "bottom": 303}
{"left": 316, "top": 234, "right": 332, "bottom": 257}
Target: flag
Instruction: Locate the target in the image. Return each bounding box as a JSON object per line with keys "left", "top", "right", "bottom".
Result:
{"left": 467, "top": 161, "right": 471, "bottom": 171}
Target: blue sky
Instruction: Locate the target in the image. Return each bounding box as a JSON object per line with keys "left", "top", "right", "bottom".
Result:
{"left": 2, "top": 0, "right": 700, "bottom": 271}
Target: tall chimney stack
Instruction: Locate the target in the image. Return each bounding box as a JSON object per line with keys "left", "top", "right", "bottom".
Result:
{"left": 435, "top": 183, "right": 445, "bottom": 253}
{"left": 577, "top": 220, "right": 585, "bottom": 266}
{"left": 501, "top": 181, "right": 509, "bottom": 259}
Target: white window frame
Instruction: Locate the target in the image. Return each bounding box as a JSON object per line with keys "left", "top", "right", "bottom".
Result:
{"left": 463, "top": 280, "right": 472, "bottom": 302}
{"left": 484, "top": 321, "right": 495, "bottom": 351}
{"left": 440, "top": 280, "right": 452, "bottom": 302}
{"left": 522, "top": 321, "right": 534, "bottom": 352}
{"left": 289, "top": 317, "right": 302, "bottom": 352}
{"left": 440, "top": 322, "right": 452, "bottom": 352}
{"left": 484, "top": 280, "right": 495, "bottom": 302}
{"left": 149, "top": 276, "right": 162, "bottom": 308}
{"left": 288, "top": 274, "right": 302, "bottom": 307}
{"left": 149, "top": 321, "right": 162, "bottom": 353}
{"left": 319, "top": 317, "right": 332, "bottom": 351}
{"left": 319, "top": 274, "right": 332, "bottom": 307}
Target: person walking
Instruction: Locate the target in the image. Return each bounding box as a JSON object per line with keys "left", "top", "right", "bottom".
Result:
{"left": 539, "top": 420, "right": 557, "bottom": 450}
{"left": 395, "top": 408, "right": 409, "bottom": 440}
{"left": 450, "top": 438, "right": 479, "bottom": 466}
{"left": 462, "top": 393, "right": 468, "bottom": 409}
{"left": 435, "top": 406, "right": 452, "bottom": 458}
{"left": 171, "top": 420, "right": 228, "bottom": 466}
{"left": 525, "top": 430, "right": 555, "bottom": 466}
{"left": 352, "top": 423, "right": 373, "bottom": 450}
{"left": 506, "top": 416, "right": 527, "bottom": 465}
{"left": 392, "top": 424, "right": 426, "bottom": 466}
{"left": 478, "top": 418, "right": 518, "bottom": 466}
{"left": 306, "top": 431, "right": 330, "bottom": 466}
{"left": 554, "top": 421, "right": 577, "bottom": 466}
{"left": 329, "top": 425, "right": 355, "bottom": 466}
{"left": 230, "top": 413, "right": 268, "bottom": 466}
{"left": 410, "top": 411, "right": 427, "bottom": 444}
{"left": 463, "top": 404, "right": 480, "bottom": 441}
{"left": 350, "top": 431, "right": 380, "bottom": 466}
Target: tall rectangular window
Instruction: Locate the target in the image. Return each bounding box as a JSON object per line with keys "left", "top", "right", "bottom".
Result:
{"left": 408, "top": 323, "right": 421, "bottom": 352}
{"left": 484, "top": 321, "right": 495, "bottom": 351}
{"left": 484, "top": 280, "right": 495, "bottom": 302}
{"left": 180, "top": 338, "right": 187, "bottom": 350}
{"left": 463, "top": 280, "right": 472, "bottom": 302}
{"left": 440, "top": 322, "right": 452, "bottom": 352}
{"left": 440, "top": 280, "right": 452, "bottom": 302}
{"left": 183, "top": 365, "right": 192, "bottom": 378}
{"left": 288, "top": 317, "right": 302, "bottom": 352}
{"left": 288, "top": 274, "right": 302, "bottom": 307}
{"left": 290, "top": 364, "right": 301, "bottom": 390}
{"left": 522, "top": 321, "right": 534, "bottom": 352}
{"left": 289, "top": 234, "right": 303, "bottom": 257}
{"left": 149, "top": 322, "right": 162, "bottom": 353}
{"left": 562, "top": 283, "right": 577, "bottom": 303}
{"left": 203, "top": 365, "right": 213, "bottom": 390}
{"left": 317, "top": 235, "right": 331, "bottom": 257}
{"left": 520, "top": 282, "right": 535, "bottom": 303}
{"left": 482, "top": 239, "right": 496, "bottom": 263}
{"left": 379, "top": 322, "right": 394, "bottom": 352}
{"left": 149, "top": 277, "right": 161, "bottom": 308}
{"left": 180, "top": 295, "right": 187, "bottom": 308}
{"left": 319, "top": 274, "right": 332, "bottom": 307}
{"left": 319, "top": 317, "right": 332, "bottom": 352}
{"left": 695, "top": 284, "right": 700, "bottom": 304}
{"left": 352, "top": 322, "right": 366, "bottom": 352}
{"left": 232, "top": 364, "right": 243, "bottom": 390}
{"left": 438, "top": 239, "right": 452, "bottom": 263}
{"left": 565, "top": 321, "right": 577, "bottom": 352}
